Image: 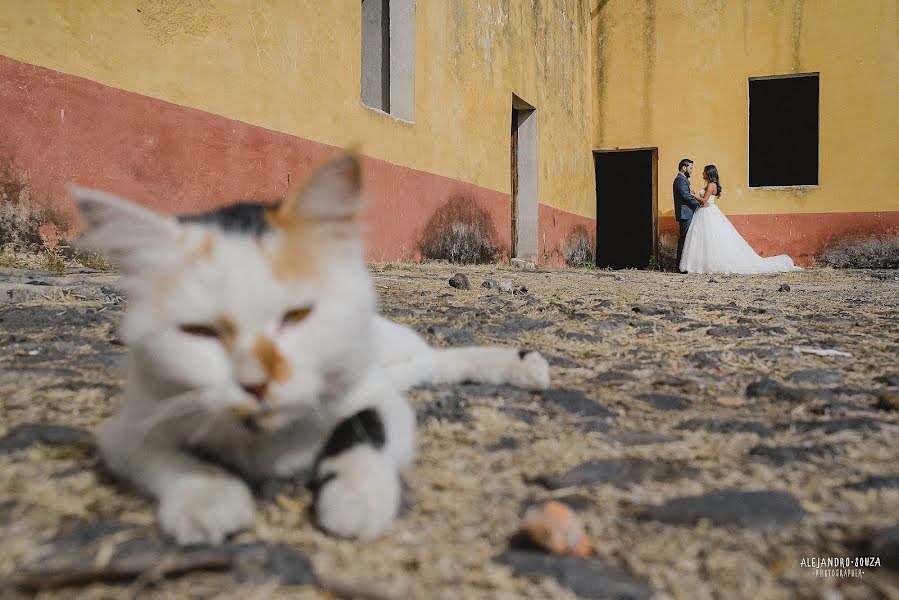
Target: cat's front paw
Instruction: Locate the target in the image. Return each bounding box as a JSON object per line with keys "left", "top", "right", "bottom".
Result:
{"left": 158, "top": 475, "right": 255, "bottom": 545}
{"left": 515, "top": 350, "right": 551, "bottom": 390}
{"left": 314, "top": 446, "right": 400, "bottom": 539}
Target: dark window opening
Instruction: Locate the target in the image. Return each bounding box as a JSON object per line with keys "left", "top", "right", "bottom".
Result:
{"left": 749, "top": 74, "right": 819, "bottom": 187}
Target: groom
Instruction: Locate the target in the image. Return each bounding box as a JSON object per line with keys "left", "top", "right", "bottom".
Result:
{"left": 673, "top": 158, "right": 701, "bottom": 272}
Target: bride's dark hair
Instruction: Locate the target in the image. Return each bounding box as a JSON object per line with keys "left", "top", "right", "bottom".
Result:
{"left": 703, "top": 164, "right": 722, "bottom": 196}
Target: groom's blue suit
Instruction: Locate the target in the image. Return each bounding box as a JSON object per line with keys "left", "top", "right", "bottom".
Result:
{"left": 673, "top": 172, "right": 701, "bottom": 270}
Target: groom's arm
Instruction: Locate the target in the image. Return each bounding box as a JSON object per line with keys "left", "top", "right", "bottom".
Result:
{"left": 675, "top": 177, "right": 701, "bottom": 210}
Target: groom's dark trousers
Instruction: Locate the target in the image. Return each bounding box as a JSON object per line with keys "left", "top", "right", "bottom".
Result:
{"left": 673, "top": 172, "right": 701, "bottom": 271}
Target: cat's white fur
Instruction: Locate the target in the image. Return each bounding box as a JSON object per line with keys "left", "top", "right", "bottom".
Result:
{"left": 71, "top": 155, "right": 550, "bottom": 545}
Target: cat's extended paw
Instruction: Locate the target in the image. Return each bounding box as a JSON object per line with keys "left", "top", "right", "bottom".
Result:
{"left": 158, "top": 475, "right": 255, "bottom": 545}
{"left": 514, "top": 350, "right": 551, "bottom": 390}
{"left": 314, "top": 446, "right": 400, "bottom": 539}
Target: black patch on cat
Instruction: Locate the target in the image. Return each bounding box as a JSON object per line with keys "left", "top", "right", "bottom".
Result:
{"left": 178, "top": 200, "right": 281, "bottom": 236}
{"left": 518, "top": 349, "right": 532, "bottom": 360}
{"left": 319, "top": 409, "right": 386, "bottom": 460}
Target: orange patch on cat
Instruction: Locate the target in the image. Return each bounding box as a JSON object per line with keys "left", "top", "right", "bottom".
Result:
{"left": 254, "top": 335, "right": 290, "bottom": 382}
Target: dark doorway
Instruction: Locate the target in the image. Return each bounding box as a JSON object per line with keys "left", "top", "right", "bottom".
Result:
{"left": 594, "top": 149, "right": 656, "bottom": 269}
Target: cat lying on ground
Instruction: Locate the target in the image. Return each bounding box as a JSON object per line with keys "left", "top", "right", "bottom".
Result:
{"left": 70, "top": 155, "right": 550, "bottom": 545}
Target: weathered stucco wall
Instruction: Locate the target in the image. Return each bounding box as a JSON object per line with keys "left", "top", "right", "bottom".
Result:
{"left": 592, "top": 0, "right": 899, "bottom": 262}
{"left": 0, "top": 0, "right": 596, "bottom": 263}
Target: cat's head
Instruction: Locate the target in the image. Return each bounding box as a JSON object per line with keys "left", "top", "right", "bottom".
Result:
{"left": 70, "top": 155, "right": 376, "bottom": 431}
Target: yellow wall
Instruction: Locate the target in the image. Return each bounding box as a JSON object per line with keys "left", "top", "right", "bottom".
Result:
{"left": 591, "top": 0, "right": 899, "bottom": 217}
{"left": 0, "top": 0, "right": 596, "bottom": 218}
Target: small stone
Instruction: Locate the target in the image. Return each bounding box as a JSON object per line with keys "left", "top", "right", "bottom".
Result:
{"left": 633, "top": 393, "right": 691, "bottom": 411}
{"left": 499, "top": 279, "right": 515, "bottom": 293}
{"left": 481, "top": 278, "right": 499, "bottom": 289}
{"left": 715, "top": 395, "right": 746, "bottom": 407}
{"left": 675, "top": 419, "right": 773, "bottom": 437}
{"left": 448, "top": 273, "right": 470, "bottom": 290}
{"left": 749, "top": 443, "right": 838, "bottom": 466}
{"left": 511, "top": 258, "right": 536, "bottom": 271}
{"left": 426, "top": 325, "right": 478, "bottom": 347}
{"left": 0, "top": 423, "right": 93, "bottom": 453}
{"left": 778, "top": 283, "right": 791, "bottom": 292}
{"left": 495, "top": 550, "right": 654, "bottom": 599}
{"left": 521, "top": 500, "right": 592, "bottom": 558}
{"left": 643, "top": 490, "right": 805, "bottom": 529}
{"left": 788, "top": 369, "right": 843, "bottom": 386}
{"left": 536, "top": 458, "right": 694, "bottom": 490}
{"left": 875, "top": 391, "right": 899, "bottom": 411}
{"left": 707, "top": 325, "right": 752, "bottom": 338}
{"left": 541, "top": 389, "right": 613, "bottom": 418}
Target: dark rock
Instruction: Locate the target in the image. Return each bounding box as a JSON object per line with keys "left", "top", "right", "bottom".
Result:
{"left": 746, "top": 378, "right": 832, "bottom": 403}
{"left": 53, "top": 520, "right": 135, "bottom": 546}
{"left": 0, "top": 423, "right": 94, "bottom": 453}
{"left": 630, "top": 305, "right": 669, "bottom": 316}
{"left": 545, "top": 354, "right": 581, "bottom": 368}
{"left": 18, "top": 533, "right": 315, "bottom": 590}
{"left": 749, "top": 443, "right": 839, "bottom": 466}
{"left": 707, "top": 326, "right": 752, "bottom": 338}
{"left": 869, "top": 526, "right": 899, "bottom": 571}
{"left": 542, "top": 389, "right": 613, "bottom": 418}
{"left": 536, "top": 458, "right": 694, "bottom": 490}
{"left": 689, "top": 351, "right": 724, "bottom": 368}
{"left": 501, "top": 315, "right": 553, "bottom": 332}
{"left": 0, "top": 306, "right": 105, "bottom": 333}
{"left": 426, "top": 325, "right": 478, "bottom": 347}
{"left": 560, "top": 331, "right": 600, "bottom": 343}
{"left": 575, "top": 419, "right": 615, "bottom": 434}
{"left": 675, "top": 419, "right": 773, "bottom": 437}
{"left": 231, "top": 543, "right": 316, "bottom": 585}
{"left": 26, "top": 279, "right": 53, "bottom": 286}
{"left": 495, "top": 550, "right": 654, "bottom": 600}
{"left": 633, "top": 393, "right": 691, "bottom": 411}
{"left": 481, "top": 278, "right": 499, "bottom": 289}
{"left": 642, "top": 490, "right": 805, "bottom": 529}
{"left": 778, "top": 284, "right": 791, "bottom": 292}
{"left": 593, "top": 370, "right": 637, "bottom": 384}
{"left": 449, "top": 273, "right": 471, "bottom": 290}
{"left": 788, "top": 369, "right": 843, "bottom": 386}
{"left": 488, "top": 436, "right": 520, "bottom": 452}
{"left": 874, "top": 374, "right": 899, "bottom": 387}
{"left": 777, "top": 418, "right": 880, "bottom": 435}
{"left": 844, "top": 475, "right": 899, "bottom": 492}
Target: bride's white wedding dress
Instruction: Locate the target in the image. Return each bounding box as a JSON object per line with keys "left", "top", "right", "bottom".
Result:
{"left": 679, "top": 195, "right": 800, "bottom": 274}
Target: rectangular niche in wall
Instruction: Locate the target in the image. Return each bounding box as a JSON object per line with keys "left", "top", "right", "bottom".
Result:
{"left": 749, "top": 74, "right": 819, "bottom": 187}
{"left": 361, "top": 0, "right": 415, "bottom": 121}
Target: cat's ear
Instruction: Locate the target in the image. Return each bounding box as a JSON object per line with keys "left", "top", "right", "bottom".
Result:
{"left": 277, "top": 154, "right": 363, "bottom": 224}
{"left": 68, "top": 185, "right": 180, "bottom": 269}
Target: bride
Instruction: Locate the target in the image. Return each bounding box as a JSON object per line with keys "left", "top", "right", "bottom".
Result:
{"left": 679, "top": 165, "right": 800, "bottom": 275}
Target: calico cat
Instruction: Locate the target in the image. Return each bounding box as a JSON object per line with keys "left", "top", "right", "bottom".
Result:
{"left": 70, "top": 155, "right": 550, "bottom": 545}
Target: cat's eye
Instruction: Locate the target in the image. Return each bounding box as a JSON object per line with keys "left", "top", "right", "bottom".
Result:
{"left": 282, "top": 307, "right": 313, "bottom": 325}
{"left": 179, "top": 324, "right": 221, "bottom": 339}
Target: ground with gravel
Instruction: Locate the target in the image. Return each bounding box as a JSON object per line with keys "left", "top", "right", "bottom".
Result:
{"left": 0, "top": 263, "right": 897, "bottom": 599}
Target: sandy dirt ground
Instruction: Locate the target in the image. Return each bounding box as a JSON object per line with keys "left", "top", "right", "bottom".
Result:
{"left": 0, "top": 263, "right": 897, "bottom": 599}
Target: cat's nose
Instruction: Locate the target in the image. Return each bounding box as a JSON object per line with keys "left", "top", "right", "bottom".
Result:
{"left": 241, "top": 381, "right": 269, "bottom": 401}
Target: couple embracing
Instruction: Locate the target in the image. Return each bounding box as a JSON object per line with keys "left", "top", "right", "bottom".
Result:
{"left": 673, "top": 159, "right": 799, "bottom": 275}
